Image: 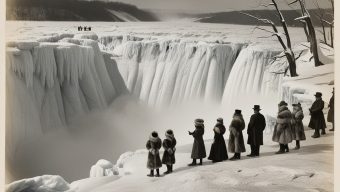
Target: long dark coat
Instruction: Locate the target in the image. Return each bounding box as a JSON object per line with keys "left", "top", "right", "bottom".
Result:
{"left": 208, "top": 123, "right": 228, "bottom": 161}
{"left": 291, "top": 109, "right": 306, "bottom": 141}
{"left": 162, "top": 137, "right": 177, "bottom": 165}
{"left": 272, "top": 106, "right": 293, "bottom": 144}
{"left": 308, "top": 99, "right": 327, "bottom": 130}
{"left": 146, "top": 135, "right": 162, "bottom": 170}
{"left": 327, "top": 95, "right": 334, "bottom": 123}
{"left": 190, "top": 125, "right": 207, "bottom": 159}
{"left": 228, "top": 115, "right": 246, "bottom": 153}
{"left": 247, "top": 113, "right": 266, "bottom": 146}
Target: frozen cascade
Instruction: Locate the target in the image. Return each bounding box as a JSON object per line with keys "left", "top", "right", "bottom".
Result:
{"left": 221, "top": 46, "right": 280, "bottom": 105}
{"left": 109, "top": 38, "right": 244, "bottom": 106}
{"left": 6, "top": 38, "right": 127, "bottom": 162}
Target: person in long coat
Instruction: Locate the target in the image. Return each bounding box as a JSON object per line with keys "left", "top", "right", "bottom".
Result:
{"left": 188, "top": 118, "right": 206, "bottom": 166}
{"left": 272, "top": 101, "right": 293, "bottom": 154}
{"left": 146, "top": 131, "right": 162, "bottom": 177}
{"left": 162, "top": 129, "right": 177, "bottom": 174}
{"left": 291, "top": 103, "right": 306, "bottom": 150}
{"left": 208, "top": 118, "right": 228, "bottom": 162}
{"left": 327, "top": 89, "right": 334, "bottom": 131}
{"left": 247, "top": 105, "right": 266, "bottom": 157}
{"left": 309, "top": 92, "right": 327, "bottom": 138}
{"left": 228, "top": 110, "right": 246, "bottom": 160}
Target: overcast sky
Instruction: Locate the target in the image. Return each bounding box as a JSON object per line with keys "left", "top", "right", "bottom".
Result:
{"left": 108, "top": 0, "right": 332, "bottom": 12}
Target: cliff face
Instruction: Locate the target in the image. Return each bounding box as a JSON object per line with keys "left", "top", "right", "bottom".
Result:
{"left": 6, "top": 0, "right": 158, "bottom": 21}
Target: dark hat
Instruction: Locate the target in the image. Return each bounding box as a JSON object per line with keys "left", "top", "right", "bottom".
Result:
{"left": 166, "top": 129, "right": 173, "bottom": 135}
{"left": 151, "top": 131, "right": 158, "bottom": 137}
{"left": 234, "top": 109, "right": 242, "bottom": 115}
{"left": 195, "top": 118, "right": 204, "bottom": 123}
{"left": 292, "top": 103, "right": 299, "bottom": 107}
{"left": 253, "top": 105, "right": 261, "bottom": 111}
{"left": 217, "top": 117, "right": 223, "bottom": 122}
{"left": 314, "top": 92, "right": 322, "bottom": 97}
{"left": 278, "top": 101, "right": 288, "bottom": 106}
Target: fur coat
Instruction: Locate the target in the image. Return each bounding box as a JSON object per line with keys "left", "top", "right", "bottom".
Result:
{"left": 228, "top": 115, "right": 246, "bottom": 153}
{"left": 146, "top": 134, "right": 162, "bottom": 170}
{"left": 272, "top": 106, "right": 293, "bottom": 144}
{"left": 291, "top": 108, "right": 306, "bottom": 141}
{"left": 208, "top": 123, "right": 228, "bottom": 161}
{"left": 162, "top": 133, "right": 177, "bottom": 165}
{"left": 190, "top": 125, "right": 207, "bottom": 159}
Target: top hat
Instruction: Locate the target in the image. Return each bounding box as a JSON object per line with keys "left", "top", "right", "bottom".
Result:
{"left": 278, "top": 101, "right": 288, "bottom": 106}
{"left": 314, "top": 92, "right": 322, "bottom": 97}
{"left": 234, "top": 109, "right": 242, "bottom": 115}
{"left": 253, "top": 105, "right": 261, "bottom": 111}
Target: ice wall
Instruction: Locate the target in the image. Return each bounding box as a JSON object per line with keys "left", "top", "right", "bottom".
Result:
{"left": 221, "top": 46, "right": 281, "bottom": 105}
{"left": 6, "top": 37, "right": 128, "bottom": 162}
{"left": 101, "top": 36, "right": 245, "bottom": 106}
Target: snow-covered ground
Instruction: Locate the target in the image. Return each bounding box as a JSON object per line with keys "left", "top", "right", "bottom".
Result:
{"left": 5, "top": 21, "right": 334, "bottom": 191}
{"left": 70, "top": 128, "right": 333, "bottom": 192}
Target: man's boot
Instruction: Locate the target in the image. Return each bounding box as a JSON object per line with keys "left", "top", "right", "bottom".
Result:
{"left": 155, "top": 169, "right": 160, "bottom": 177}
{"left": 247, "top": 145, "right": 255, "bottom": 157}
{"left": 164, "top": 165, "right": 171, "bottom": 174}
{"left": 170, "top": 165, "right": 173, "bottom": 173}
{"left": 275, "top": 144, "right": 285, "bottom": 154}
{"left": 321, "top": 128, "right": 326, "bottom": 135}
{"left": 294, "top": 141, "right": 300, "bottom": 150}
{"left": 311, "top": 129, "right": 320, "bottom": 138}
{"left": 285, "top": 144, "right": 289, "bottom": 152}
{"left": 255, "top": 145, "right": 260, "bottom": 156}
{"left": 188, "top": 159, "right": 197, "bottom": 166}
{"left": 147, "top": 170, "right": 154, "bottom": 177}
{"left": 199, "top": 158, "right": 203, "bottom": 165}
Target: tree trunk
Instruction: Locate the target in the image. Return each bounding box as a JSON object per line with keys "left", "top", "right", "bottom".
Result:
{"left": 285, "top": 52, "right": 298, "bottom": 77}
{"left": 305, "top": 18, "right": 323, "bottom": 67}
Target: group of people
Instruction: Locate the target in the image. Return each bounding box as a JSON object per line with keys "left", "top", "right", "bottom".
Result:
{"left": 145, "top": 90, "right": 334, "bottom": 176}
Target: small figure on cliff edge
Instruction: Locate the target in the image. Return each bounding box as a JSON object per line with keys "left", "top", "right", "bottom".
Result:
{"left": 188, "top": 118, "right": 206, "bottom": 166}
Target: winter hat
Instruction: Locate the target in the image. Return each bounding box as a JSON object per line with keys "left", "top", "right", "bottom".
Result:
{"left": 234, "top": 109, "right": 242, "bottom": 115}
{"left": 314, "top": 92, "right": 322, "bottom": 97}
{"left": 253, "top": 105, "right": 261, "bottom": 111}
{"left": 217, "top": 118, "right": 223, "bottom": 123}
{"left": 166, "top": 129, "right": 174, "bottom": 137}
{"left": 151, "top": 131, "right": 158, "bottom": 138}
{"left": 194, "top": 118, "right": 204, "bottom": 126}
{"left": 278, "top": 101, "right": 288, "bottom": 107}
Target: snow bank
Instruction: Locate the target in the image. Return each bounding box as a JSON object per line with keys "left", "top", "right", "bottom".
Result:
{"left": 6, "top": 175, "right": 73, "bottom": 192}
{"left": 90, "top": 159, "right": 119, "bottom": 177}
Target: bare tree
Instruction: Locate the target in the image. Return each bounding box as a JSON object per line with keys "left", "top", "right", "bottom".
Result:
{"left": 241, "top": 0, "right": 298, "bottom": 77}
{"left": 289, "top": 0, "right": 324, "bottom": 67}
{"left": 312, "top": 0, "right": 334, "bottom": 48}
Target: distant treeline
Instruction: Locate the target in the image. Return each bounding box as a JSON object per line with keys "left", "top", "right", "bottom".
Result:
{"left": 6, "top": 0, "right": 158, "bottom": 21}
{"left": 197, "top": 9, "right": 333, "bottom": 27}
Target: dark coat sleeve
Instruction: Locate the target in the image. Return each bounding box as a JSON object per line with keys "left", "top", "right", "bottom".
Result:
{"left": 247, "top": 115, "right": 256, "bottom": 134}
{"left": 146, "top": 140, "right": 151, "bottom": 150}
{"left": 310, "top": 100, "right": 324, "bottom": 113}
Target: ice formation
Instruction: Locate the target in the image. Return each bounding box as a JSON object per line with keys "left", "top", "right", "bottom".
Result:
{"left": 6, "top": 175, "right": 73, "bottom": 192}
{"left": 6, "top": 35, "right": 128, "bottom": 161}
{"left": 89, "top": 159, "right": 119, "bottom": 177}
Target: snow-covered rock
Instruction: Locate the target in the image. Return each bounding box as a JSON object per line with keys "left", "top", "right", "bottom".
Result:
{"left": 90, "top": 159, "right": 119, "bottom": 177}
{"left": 6, "top": 175, "right": 73, "bottom": 192}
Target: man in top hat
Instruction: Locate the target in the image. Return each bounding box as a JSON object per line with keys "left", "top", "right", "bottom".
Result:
{"left": 247, "top": 105, "right": 266, "bottom": 157}
{"left": 309, "top": 92, "right": 327, "bottom": 138}
{"left": 327, "top": 88, "right": 334, "bottom": 131}
{"left": 228, "top": 109, "right": 246, "bottom": 160}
